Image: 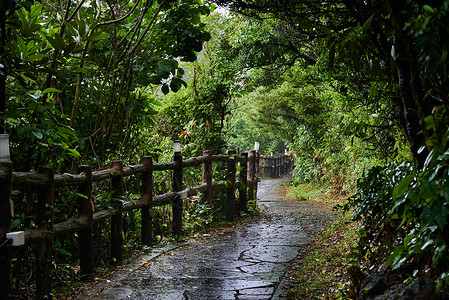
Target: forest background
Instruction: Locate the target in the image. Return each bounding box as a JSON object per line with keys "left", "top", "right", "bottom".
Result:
{"left": 2, "top": 0, "right": 449, "bottom": 298}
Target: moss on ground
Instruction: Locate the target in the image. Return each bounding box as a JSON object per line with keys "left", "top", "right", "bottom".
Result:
{"left": 285, "top": 183, "right": 359, "bottom": 299}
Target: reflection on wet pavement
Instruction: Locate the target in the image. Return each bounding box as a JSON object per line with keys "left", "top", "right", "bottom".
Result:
{"left": 78, "top": 176, "right": 331, "bottom": 299}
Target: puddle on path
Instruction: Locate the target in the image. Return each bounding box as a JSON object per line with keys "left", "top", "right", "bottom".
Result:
{"left": 77, "top": 176, "right": 331, "bottom": 299}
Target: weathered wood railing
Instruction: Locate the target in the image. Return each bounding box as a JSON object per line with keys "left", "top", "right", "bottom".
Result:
{"left": 259, "top": 154, "right": 294, "bottom": 178}
{"left": 0, "top": 149, "right": 260, "bottom": 300}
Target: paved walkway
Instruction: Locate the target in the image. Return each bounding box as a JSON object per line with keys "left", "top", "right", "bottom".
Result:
{"left": 77, "top": 176, "right": 331, "bottom": 299}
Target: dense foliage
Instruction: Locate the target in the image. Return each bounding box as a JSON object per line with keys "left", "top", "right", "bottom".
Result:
{"left": 1, "top": 0, "right": 212, "bottom": 171}
{"left": 214, "top": 0, "right": 449, "bottom": 294}
{"left": 3, "top": 0, "right": 449, "bottom": 297}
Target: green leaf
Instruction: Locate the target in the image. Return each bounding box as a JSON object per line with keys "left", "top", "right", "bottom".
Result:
{"left": 86, "top": 31, "right": 110, "bottom": 41}
{"left": 392, "top": 256, "right": 407, "bottom": 270}
{"left": 423, "top": 5, "right": 437, "bottom": 13}
{"left": 386, "top": 245, "right": 405, "bottom": 267}
{"left": 362, "top": 14, "right": 374, "bottom": 33}
{"left": 191, "top": 14, "right": 200, "bottom": 25}
{"left": 419, "top": 174, "right": 438, "bottom": 199}
{"left": 31, "top": 129, "right": 43, "bottom": 139}
{"left": 46, "top": 36, "right": 58, "bottom": 49}
{"left": 421, "top": 239, "right": 435, "bottom": 251}
{"left": 78, "top": 19, "right": 87, "bottom": 38}
{"left": 54, "top": 33, "right": 66, "bottom": 50}
{"left": 29, "top": 3, "right": 43, "bottom": 19}
{"left": 170, "top": 78, "right": 186, "bottom": 93}
{"left": 55, "top": 247, "right": 72, "bottom": 257}
{"left": 47, "top": 35, "right": 65, "bottom": 50}
{"left": 42, "top": 88, "right": 62, "bottom": 94}
{"left": 65, "top": 22, "right": 79, "bottom": 40}
{"left": 170, "top": 80, "right": 181, "bottom": 93}
{"left": 76, "top": 193, "right": 88, "bottom": 199}
{"left": 421, "top": 198, "right": 449, "bottom": 229}
{"left": 404, "top": 234, "right": 415, "bottom": 247}
{"left": 177, "top": 68, "right": 185, "bottom": 76}
{"left": 11, "top": 219, "right": 21, "bottom": 229}
{"left": 17, "top": 36, "right": 28, "bottom": 59}
{"left": 159, "top": 60, "right": 177, "bottom": 72}
{"left": 161, "top": 84, "right": 169, "bottom": 95}
{"left": 393, "top": 174, "right": 414, "bottom": 200}
{"left": 25, "top": 54, "right": 46, "bottom": 62}
{"left": 67, "top": 149, "right": 81, "bottom": 158}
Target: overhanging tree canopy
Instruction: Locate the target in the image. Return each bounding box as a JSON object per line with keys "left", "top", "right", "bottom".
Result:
{"left": 215, "top": 0, "right": 449, "bottom": 166}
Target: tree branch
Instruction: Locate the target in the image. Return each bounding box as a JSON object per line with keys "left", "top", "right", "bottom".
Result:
{"left": 97, "top": 0, "right": 142, "bottom": 26}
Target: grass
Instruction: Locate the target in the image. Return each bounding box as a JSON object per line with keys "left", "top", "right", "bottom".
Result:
{"left": 284, "top": 182, "right": 360, "bottom": 299}
{"left": 285, "top": 181, "right": 325, "bottom": 201}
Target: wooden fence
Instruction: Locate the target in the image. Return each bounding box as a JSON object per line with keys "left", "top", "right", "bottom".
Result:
{"left": 259, "top": 154, "right": 294, "bottom": 178}
{"left": 0, "top": 149, "right": 261, "bottom": 300}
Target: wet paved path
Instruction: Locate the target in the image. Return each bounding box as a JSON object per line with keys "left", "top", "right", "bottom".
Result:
{"left": 78, "top": 176, "right": 331, "bottom": 299}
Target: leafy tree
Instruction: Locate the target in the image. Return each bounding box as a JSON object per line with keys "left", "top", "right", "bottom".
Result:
{"left": 215, "top": 0, "right": 449, "bottom": 167}
{"left": 214, "top": 0, "right": 449, "bottom": 292}
{"left": 1, "top": 0, "right": 212, "bottom": 171}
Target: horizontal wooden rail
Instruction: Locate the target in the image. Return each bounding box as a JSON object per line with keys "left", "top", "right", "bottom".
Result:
{"left": 23, "top": 182, "right": 227, "bottom": 244}
{"left": 9, "top": 155, "right": 245, "bottom": 188}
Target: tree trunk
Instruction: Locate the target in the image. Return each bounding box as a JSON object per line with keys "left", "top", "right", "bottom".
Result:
{"left": 0, "top": 17, "right": 6, "bottom": 134}
{"left": 388, "top": 0, "right": 429, "bottom": 167}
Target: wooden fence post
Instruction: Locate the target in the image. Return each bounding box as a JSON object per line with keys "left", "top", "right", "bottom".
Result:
{"left": 273, "top": 157, "right": 277, "bottom": 178}
{"left": 277, "top": 156, "right": 279, "bottom": 176}
{"left": 255, "top": 152, "right": 260, "bottom": 196}
{"left": 78, "top": 165, "right": 93, "bottom": 280}
{"left": 202, "top": 150, "right": 212, "bottom": 205}
{"left": 238, "top": 152, "right": 248, "bottom": 213}
{"left": 247, "top": 150, "right": 256, "bottom": 201}
{"left": 275, "top": 157, "right": 279, "bottom": 177}
{"left": 226, "top": 150, "right": 236, "bottom": 222}
{"left": 141, "top": 157, "right": 153, "bottom": 246}
{"left": 281, "top": 155, "right": 285, "bottom": 175}
{"left": 285, "top": 156, "right": 288, "bottom": 174}
{"left": 265, "top": 156, "right": 269, "bottom": 178}
{"left": 172, "top": 150, "right": 183, "bottom": 236}
{"left": 110, "top": 161, "right": 124, "bottom": 264}
{"left": 0, "top": 162, "right": 12, "bottom": 300}
{"left": 263, "top": 156, "right": 269, "bottom": 178}
{"left": 36, "top": 167, "right": 54, "bottom": 300}
{"left": 285, "top": 155, "right": 288, "bottom": 174}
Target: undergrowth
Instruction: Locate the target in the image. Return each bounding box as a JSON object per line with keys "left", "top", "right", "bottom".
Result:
{"left": 285, "top": 183, "right": 359, "bottom": 299}
{"left": 284, "top": 181, "right": 325, "bottom": 201}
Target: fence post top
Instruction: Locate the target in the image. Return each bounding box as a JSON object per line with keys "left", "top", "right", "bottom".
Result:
{"left": 77, "top": 165, "right": 92, "bottom": 176}
{"left": 110, "top": 160, "right": 123, "bottom": 167}
{"left": 141, "top": 156, "right": 153, "bottom": 167}
{"left": 0, "top": 161, "right": 12, "bottom": 171}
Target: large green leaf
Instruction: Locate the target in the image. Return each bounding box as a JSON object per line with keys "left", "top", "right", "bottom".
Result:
{"left": 392, "top": 174, "right": 414, "bottom": 200}
{"left": 421, "top": 198, "right": 449, "bottom": 229}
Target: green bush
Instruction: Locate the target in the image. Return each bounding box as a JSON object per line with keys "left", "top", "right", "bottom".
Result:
{"left": 343, "top": 125, "right": 449, "bottom": 291}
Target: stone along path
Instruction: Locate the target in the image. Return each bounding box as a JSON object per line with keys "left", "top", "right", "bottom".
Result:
{"left": 79, "top": 176, "right": 332, "bottom": 299}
